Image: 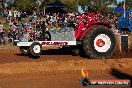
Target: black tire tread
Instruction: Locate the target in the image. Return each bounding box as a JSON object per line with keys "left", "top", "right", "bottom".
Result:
{"left": 83, "top": 25, "right": 116, "bottom": 58}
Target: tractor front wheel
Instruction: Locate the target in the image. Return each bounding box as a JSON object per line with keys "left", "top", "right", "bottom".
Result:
{"left": 83, "top": 26, "right": 116, "bottom": 58}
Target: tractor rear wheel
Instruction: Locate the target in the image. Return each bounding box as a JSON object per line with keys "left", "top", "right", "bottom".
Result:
{"left": 83, "top": 26, "right": 116, "bottom": 58}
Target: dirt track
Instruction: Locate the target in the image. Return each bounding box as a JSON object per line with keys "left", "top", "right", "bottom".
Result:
{"left": 0, "top": 47, "right": 131, "bottom": 88}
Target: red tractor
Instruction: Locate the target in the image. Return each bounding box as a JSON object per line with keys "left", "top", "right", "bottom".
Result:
{"left": 15, "top": 11, "right": 116, "bottom": 58}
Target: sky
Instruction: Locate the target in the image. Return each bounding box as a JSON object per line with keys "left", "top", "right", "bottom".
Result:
{"left": 117, "top": 0, "right": 124, "bottom": 3}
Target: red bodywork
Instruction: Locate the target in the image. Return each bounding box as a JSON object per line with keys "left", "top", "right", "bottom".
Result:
{"left": 75, "top": 12, "right": 111, "bottom": 40}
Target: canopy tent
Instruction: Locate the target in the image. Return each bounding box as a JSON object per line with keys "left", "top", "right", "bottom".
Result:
{"left": 45, "top": 7, "right": 66, "bottom": 13}
{"left": 46, "top": 0, "right": 69, "bottom": 8}
{"left": 45, "top": 0, "right": 69, "bottom": 14}
{"left": 112, "top": 7, "right": 124, "bottom": 12}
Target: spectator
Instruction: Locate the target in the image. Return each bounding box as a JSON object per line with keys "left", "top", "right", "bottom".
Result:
{"left": 18, "top": 11, "right": 21, "bottom": 22}
{"left": 3, "top": 9, "right": 8, "bottom": 17}
{"left": 8, "top": 9, "right": 13, "bottom": 21}
{"left": 0, "top": 22, "right": 4, "bottom": 33}
{"left": 0, "top": 22, "right": 5, "bottom": 44}
{"left": 13, "top": 10, "right": 18, "bottom": 18}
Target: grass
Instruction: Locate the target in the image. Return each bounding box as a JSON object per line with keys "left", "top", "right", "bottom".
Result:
{"left": 0, "top": 16, "right": 5, "bottom": 19}
{"left": 3, "top": 22, "right": 9, "bottom": 27}
{"left": 3, "top": 22, "right": 9, "bottom": 31}
{"left": 0, "top": 16, "right": 6, "bottom": 23}
{"left": 0, "top": 16, "right": 9, "bottom": 31}
{"left": 0, "top": 43, "right": 16, "bottom": 50}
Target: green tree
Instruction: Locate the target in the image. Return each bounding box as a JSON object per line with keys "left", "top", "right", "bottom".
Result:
{"left": 126, "top": 0, "right": 132, "bottom": 9}
{"left": 93, "top": 0, "right": 117, "bottom": 14}
{"left": 77, "top": 0, "right": 117, "bottom": 15}
{"left": 41, "top": 0, "right": 55, "bottom": 6}
{"left": 117, "top": 2, "right": 123, "bottom": 8}
{"left": 117, "top": 0, "right": 132, "bottom": 9}
{"left": 78, "top": 0, "right": 91, "bottom": 11}
{"left": 15, "top": 0, "right": 36, "bottom": 11}
{"left": 60, "top": 0, "right": 78, "bottom": 12}
{"left": 78, "top": 0, "right": 91, "bottom": 6}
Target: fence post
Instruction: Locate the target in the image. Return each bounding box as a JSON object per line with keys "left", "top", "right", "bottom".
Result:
{"left": 120, "top": 34, "right": 128, "bottom": 54}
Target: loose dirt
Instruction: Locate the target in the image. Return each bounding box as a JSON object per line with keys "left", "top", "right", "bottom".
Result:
{"left": 0, "top": 48, "right": 131, "bottom": 88}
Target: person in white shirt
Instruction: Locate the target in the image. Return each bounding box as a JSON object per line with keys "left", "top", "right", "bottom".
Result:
{"left": 0, "top": 22, "right": 5, "bottom": 43}
{"left": 13, "top": 10, "right": 18, "bottom": 18}
{"left": 0, "top": 22, "right": 4, "bottom": 33}
{"left": 8, "top": 10, "right": 13, "bottom": 17}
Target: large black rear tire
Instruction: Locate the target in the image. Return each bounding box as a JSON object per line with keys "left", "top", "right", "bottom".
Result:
{"left": 83, "top": 25, "right": 116, "bottom": 58}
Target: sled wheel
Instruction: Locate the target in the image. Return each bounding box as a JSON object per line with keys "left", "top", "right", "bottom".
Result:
{"left": 29, "top": 42, "right": 42, "bottom": 57}
{"left": 20, "top": 46, "right": 29, "bottom": 55}
{"left": 83, "top": 25, "right": 116, "bottom": 58}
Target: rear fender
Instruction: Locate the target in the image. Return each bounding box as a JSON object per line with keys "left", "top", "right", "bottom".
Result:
{"left": 75, "top": 23, "right": 84, "bottom": 39}
{"left": 81, "top": 23, "right": 111, "bottom": 39}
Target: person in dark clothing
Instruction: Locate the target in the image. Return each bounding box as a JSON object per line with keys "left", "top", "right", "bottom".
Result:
{"left": 0, "top": 22, "right": 5, "bottom": 44}
{"left": 40, "top": 16, "right": 51, "bottom": 41}
{"left": 11, "top": 30, "right": 17, "bottom": 41}
{"left": 8, "top": 30, "right": 13, "bottom": 43}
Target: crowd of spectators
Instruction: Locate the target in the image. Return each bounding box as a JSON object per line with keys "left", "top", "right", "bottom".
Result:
{"left": 0, "top": 8, "right": 118, "bottom": 45}
{"left": 0, "top": 8, "right": 78, "bottom": 44}
{"left": 45, "top": 12, "right": 76, "bottom": 31}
